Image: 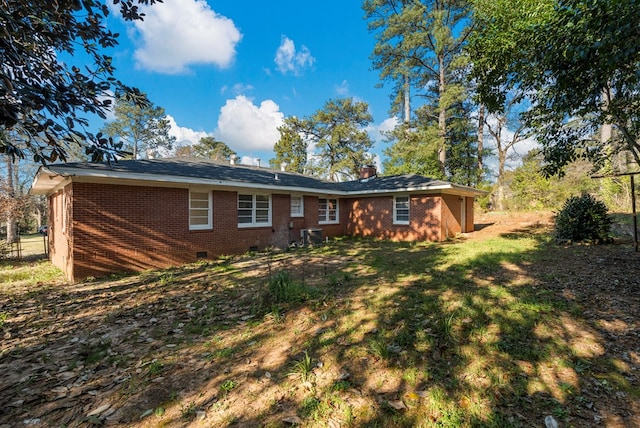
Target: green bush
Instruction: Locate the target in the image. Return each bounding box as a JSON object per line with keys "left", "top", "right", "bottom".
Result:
{"left": 268, "top": 271, "right": 306, "bottom": 304}
{"left": 554, "top": 194, "right": 612, "bottom": 243}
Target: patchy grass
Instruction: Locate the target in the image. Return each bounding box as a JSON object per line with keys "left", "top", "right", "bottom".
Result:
{"left": 1, "top": 214, "right": 639, "bottom": 427}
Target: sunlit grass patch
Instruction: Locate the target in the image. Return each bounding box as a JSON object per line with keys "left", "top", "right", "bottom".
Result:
{"left": 0, "top": 259, "right": 64, "bottom": 288}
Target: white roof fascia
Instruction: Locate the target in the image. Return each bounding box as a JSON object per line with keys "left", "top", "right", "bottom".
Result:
{"left": 33, "top": 166, "right": 486, "bottom": 197}
{"left": 344, "top": 184, "right": 485, "bottom": 197}
{"left": 30, "top": 167, "right": 71, "bottom": 195}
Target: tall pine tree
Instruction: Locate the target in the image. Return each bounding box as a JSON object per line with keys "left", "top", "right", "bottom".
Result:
{"left": 364, "top": 0, "right": 473, "bottom": 177}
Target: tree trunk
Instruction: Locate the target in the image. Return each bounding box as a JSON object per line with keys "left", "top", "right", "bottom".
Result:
{"left": 600, "top": 87, "right": 612, "bottom": 144}
{"left": 437, "top": 55, "right": 447, "bottom": 175}
{"left": 5, "top": 156, "right": 18, "bottom": 243}
{"left": 496, "top": 148, "right": 506, "bottom": 211}
{"left": 477, "top": 104, "right": 485, "bottom": 182}
{"left": 404, "top": 73, "right": 411, "bottom": 124}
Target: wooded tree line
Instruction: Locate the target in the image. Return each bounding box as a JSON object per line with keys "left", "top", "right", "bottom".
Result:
{"left": 272, "top": 0, "right": 640, "bottom": 193}
{"left": 2, "top": 0, "right": 640, "bottom": 238}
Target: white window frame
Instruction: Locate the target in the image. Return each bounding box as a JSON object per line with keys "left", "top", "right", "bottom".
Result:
{"left": 189, "top": 190, "right": 212, "bottom": 230}
{"left": 290, "top": 195, "right": 304, "bottom": 217}
{"left": 318, "top": 197, "right": 339, "bottom": 224}
{"left": 394, "top": 195, "right": 410, "bottom": 225}
{"left": 238, "top": 194, "right": 272, "bottom": 228}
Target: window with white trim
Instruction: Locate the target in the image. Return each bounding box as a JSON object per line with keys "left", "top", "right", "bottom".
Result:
{"left": 394, "top": 195, "right": 410, "bottom": 224}
{"left": 290, "top": 195, "right": 304, "bottom": 217}
{"left": 189, "top": 190, "right": 212, "bottom": 230}
{"left": 238, "top": 194, "right": 272, "bottom": 227}
{"left": 318, "top": 198, "right": 338, "bottom": 224}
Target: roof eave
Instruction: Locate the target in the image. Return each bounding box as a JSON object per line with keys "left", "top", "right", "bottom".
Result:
{"left": 344, "top": 183, "right": 487, "bottom": 197}
{"left": 31, "top": 167, "right": 346, "bottom": 196}
{"left": 30, "top": 167, "right": 72, "bottom": 195}
{"left": 31, "top": 165, "right": 488, "bottom": 197}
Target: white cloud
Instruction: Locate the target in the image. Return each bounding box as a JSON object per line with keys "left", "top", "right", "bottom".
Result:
{"left": 215, "top": 96, "right": 284, "bottom": 152}
{"left": 131, "top": 0, "right": 242, "bottom": 74}
{"left": 166, "top": 115, "right": 210, "bottom": 147}
{"left": 220, "top": 83, "right": 255, "bottom": 96}
{"left": 274, "top": 36, "right": 315, "bottom": 75}
{"left": 378, "top": 117, "right": 399, "bottom": 135}
{"left": 335, "top": 80, "right": 350, "bottom": 96}
{"left": 366, "top": 116, "right": 399, "bottom": 142}
{"left": 241, "top": 156, "right": 263, "bottom": 166}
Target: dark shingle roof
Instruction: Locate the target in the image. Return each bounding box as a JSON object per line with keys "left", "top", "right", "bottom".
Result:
{"left": 337, "top": 174, "right": 451, "bottom": 192}
{"left": 52, "top": 158, "right": 339, "bottom": 191}
{"left": 32, "top": 158, "right": 485, "bottom": 196}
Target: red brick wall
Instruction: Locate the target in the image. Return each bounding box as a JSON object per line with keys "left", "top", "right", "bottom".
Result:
{"left": 65, "top": 183, "right": 298, "bottom": 281}
{"left": 440, "top": 194, "right": 463, "bottom": 238}
{"left": 344, "top": 194, "right": 444, "bottom": 242}
{"left": 465, "top": 197, "right": 475, "bottom": 233}
{"left": 49, "top": 186, "right": 73, "bottom": 280}
{"left": 52, "top": 181, "right": 475, "bottom": 281}
{"left": 411, "top": 195, "right": 443, "bottom": 241}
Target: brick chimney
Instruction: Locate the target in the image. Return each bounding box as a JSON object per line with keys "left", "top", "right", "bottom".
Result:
{"left": 359, "top": 165, "right": 377, "bottom": 180}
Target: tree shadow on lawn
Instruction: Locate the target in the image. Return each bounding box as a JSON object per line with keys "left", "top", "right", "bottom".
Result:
{"left": 343, "top": 229, "right": 640, "bottom": 428}
{"left": 1, "top": 227, "right": 639, "bottom": 427}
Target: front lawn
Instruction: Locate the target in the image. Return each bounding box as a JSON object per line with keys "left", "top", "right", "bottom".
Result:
{"left": 0, "top": 216, "right": 638, "bottom": 427}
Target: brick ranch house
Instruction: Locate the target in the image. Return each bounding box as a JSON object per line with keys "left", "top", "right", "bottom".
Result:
{"left": 31, "top": 158, "right": 486, "bottom": 282}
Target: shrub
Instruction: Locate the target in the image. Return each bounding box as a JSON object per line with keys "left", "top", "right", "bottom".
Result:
{"left": 268, "top": 271, "right": 305, "bottom": 304}
{"left": 554, "top": 194, "right": 612, "bottom": 243}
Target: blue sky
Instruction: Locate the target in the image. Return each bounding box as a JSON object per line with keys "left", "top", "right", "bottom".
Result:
{"left": 97, "top": 0, "right": 398, "bottom": 166}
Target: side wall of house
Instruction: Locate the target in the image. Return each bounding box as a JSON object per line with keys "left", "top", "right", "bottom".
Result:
{"left": 56, "top": 181, "right": 477, "bottom": 281}
{"left": 465, "top": 196, "right": 475, "bottom": 233}
{"left": 440, "top": 194, "right": 463, "bottom": 239}
{"left": 68, "top": 183, "right": 295, "bottom": 281}
{"left": 48, "top": 186, "right": 74, "bottom": 281}
{"left": 344, "top": 194, "right": 443, "bottom": 241}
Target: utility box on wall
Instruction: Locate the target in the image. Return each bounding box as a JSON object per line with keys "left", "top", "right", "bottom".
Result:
{"left": 301, "top": 228, "right": 323, "bottom": 246}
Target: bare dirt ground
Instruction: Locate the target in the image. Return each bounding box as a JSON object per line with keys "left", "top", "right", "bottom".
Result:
{"left": 1, "top": 211, "right": 639, "bottom": 427}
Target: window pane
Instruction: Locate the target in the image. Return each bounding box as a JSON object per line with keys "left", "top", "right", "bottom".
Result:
{"left": 256, "top": 209, "right": 269, "bottom": 223}
{"left": 319, "top": 198, "right": 338, "bottom": 222}
{"left": 191, "top": 200, "right": 209, "bottom": 209}
{"left": 291, "top": 196, "right": 302, "bottom": 216}
{"left": 395, "top": 196, "right": 409, "bottom": 222}
{"left": 329, "top": 199, "right": 337, "bottom": 221}
{"left": 238, "top": 210, "right": 253, "bottom": 223}
{"left": 190, "top": 208, "right": 207, "bottom": 216}
{"left": 190, "top": 192, "right": 211, "bottom": 228}
{"left": 238, "top": 194, "right": 271, "bottom": 226}
{"left": 238, "top": 195, "right": 253, "bottom": 209}
{"left": 191, "top": 192, "right": 208, "bottom": 200}
{"left": 190, "top": 215, "right": 209, "bottom": 226}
